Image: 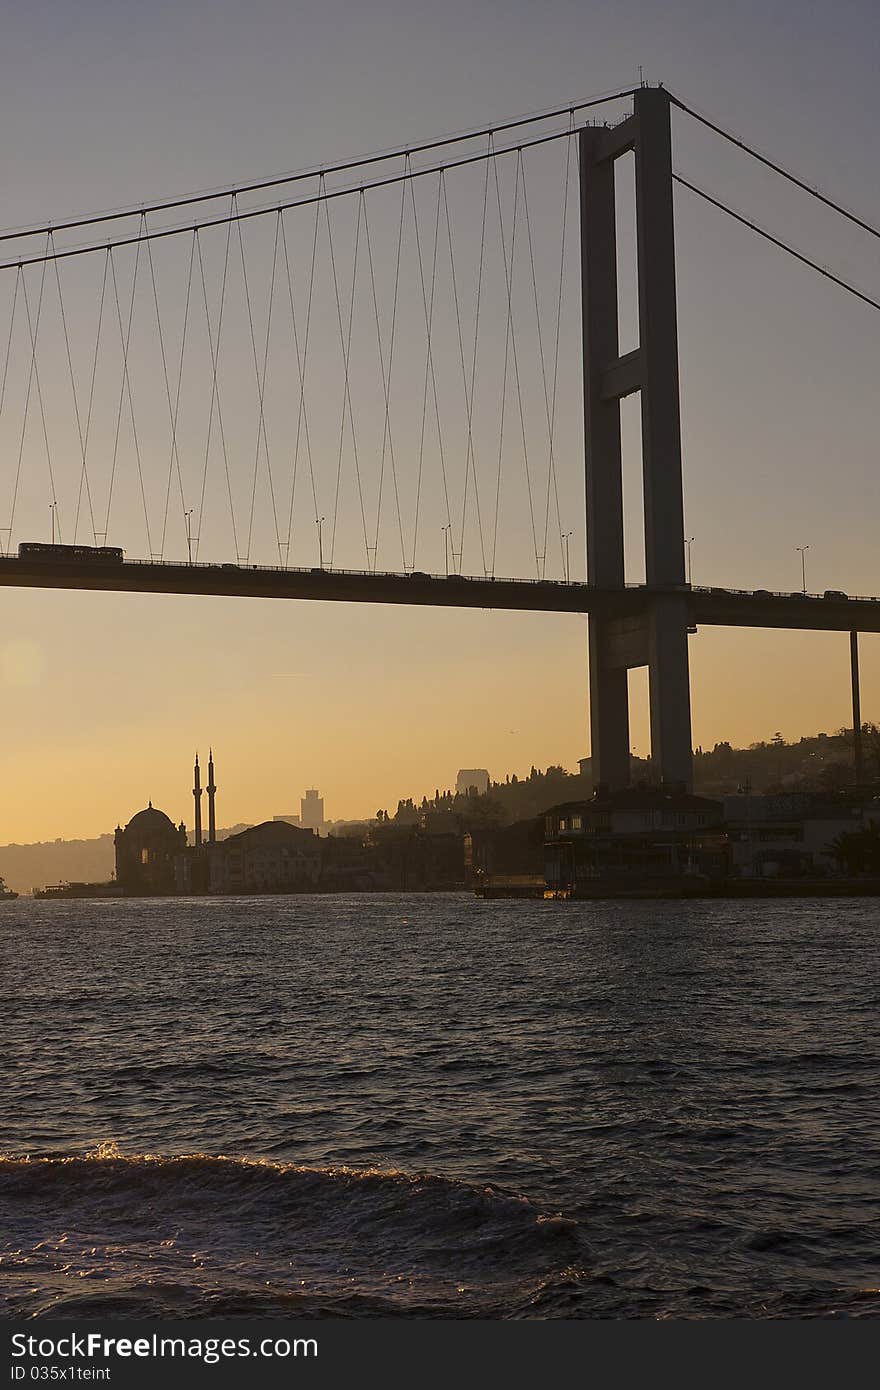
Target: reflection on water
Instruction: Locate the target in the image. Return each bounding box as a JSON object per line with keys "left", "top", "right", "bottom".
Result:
{"left": 2, "top": 893, "right": 879, "bottom": 1317}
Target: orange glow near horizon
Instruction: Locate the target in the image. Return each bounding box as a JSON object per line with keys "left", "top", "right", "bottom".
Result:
{"left": 1, "top": 586, "right": 876, "bottom": 844}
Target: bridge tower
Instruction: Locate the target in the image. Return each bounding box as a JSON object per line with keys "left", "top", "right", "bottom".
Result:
{"left": 580, "top": 86, "right": 693, "bottom": 790}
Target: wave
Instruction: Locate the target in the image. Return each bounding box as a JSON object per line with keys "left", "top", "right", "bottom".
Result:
{"left": 0, "top": 1146, "right": 585, "bottom": 1318}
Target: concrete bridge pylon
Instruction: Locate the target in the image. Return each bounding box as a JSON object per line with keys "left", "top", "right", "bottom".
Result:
{"left": 580, "top": 86, "right": 694, "bottom": 791}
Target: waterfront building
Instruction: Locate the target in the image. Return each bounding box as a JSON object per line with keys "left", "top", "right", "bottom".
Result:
{"left": 722, "top": 793, "right": 864, "bottom": 877}
{"left": 544, "top": 787, "right": 726, "bottom": 892}
{"left": 206, "top": 820, "right": 320, "bottom": 894}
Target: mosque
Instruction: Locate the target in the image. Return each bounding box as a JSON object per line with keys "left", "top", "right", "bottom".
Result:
{"left": 114, "top": 752, "right": 216, "bottom": 895}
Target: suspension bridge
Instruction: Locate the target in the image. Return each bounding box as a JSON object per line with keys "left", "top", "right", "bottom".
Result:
{"left": 1, "top": 85, "right": 877, "bottom": 788}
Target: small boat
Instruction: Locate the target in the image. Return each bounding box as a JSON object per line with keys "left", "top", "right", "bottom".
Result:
{"left": 0, "top": 876, "right": 18, "bottom": 900}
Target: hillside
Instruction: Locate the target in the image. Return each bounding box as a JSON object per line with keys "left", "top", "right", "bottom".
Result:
{"left": 0, "top": 836, "right": 116, "bottom": 896}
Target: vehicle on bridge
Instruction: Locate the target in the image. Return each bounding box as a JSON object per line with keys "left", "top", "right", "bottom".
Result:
{"left": 17, "top": 542, "right": 125, "bottom": 564}
{"left": 824, "top": 589, "right": 848, "bottom": 600}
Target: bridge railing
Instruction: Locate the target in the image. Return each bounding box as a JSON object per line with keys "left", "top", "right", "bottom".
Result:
{"left": 4, "top": 550, "right": 878, "bottom": 604}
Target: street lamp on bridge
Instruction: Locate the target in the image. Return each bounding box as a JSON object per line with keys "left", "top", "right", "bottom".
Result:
{"left": 562, "top": 531, "right": 573, "bottom": 583}
{"left": 442, "top": 524, "right": 451, "bottom": 576}
{"left": 685, "top": 536, "right": 694, "bottom": 586}
{"left": 317, "top": 516, "right": 325, "bottom": 570}
{"left": 796, "top": 544, "right": 810, "bottom": 595}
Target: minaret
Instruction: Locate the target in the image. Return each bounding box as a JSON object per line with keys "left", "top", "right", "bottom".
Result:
{"left": 193, "top": 752, "right": 202, "bottom": 847}
{"left": 207, "top": 748, "right": 217, "bottom": 843}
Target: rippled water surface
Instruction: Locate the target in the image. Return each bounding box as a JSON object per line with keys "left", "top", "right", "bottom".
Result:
{"left": 2, "top": 893, "right": 879, "bottom": 1317}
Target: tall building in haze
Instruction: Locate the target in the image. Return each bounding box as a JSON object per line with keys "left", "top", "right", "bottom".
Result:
{"left": 301, "top": 789, "right": 325, "bottom": 833}
{"left": 456, "top": 769, "right": 490, "bottom": 796}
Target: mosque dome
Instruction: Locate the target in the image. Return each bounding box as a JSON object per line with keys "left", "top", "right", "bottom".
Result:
{"left": 125, "top": 803, "right": 178, "bottom": 836}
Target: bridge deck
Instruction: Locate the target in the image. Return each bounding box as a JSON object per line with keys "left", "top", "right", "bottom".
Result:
{"left": 1, "top": 556, "right": 880, "bottom": 632}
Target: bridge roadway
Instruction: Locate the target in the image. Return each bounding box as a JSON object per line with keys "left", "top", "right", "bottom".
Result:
{"left": 2, "top": 554, "right": 880, "bottom": 632}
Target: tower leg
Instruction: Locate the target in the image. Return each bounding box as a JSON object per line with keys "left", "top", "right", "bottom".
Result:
{"left": 580, "top": 129, "right": 630, "bottom": 790}
{"left": 588, "top": 617, "right": 631, "bottom": 790}
{"left": 635, "top": 89, "right": 693, "bottom": 790}
{"left": 851, "top": 631, "right": 863, "bottom": 786}
{"left": 647, "top": 595, "right": 693, "bottom": 788}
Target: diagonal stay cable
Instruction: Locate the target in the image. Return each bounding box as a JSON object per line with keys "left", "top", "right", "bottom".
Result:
{"left": 280, "top": 202, "right": 320, "bottom": 564}
{"left": 410, "top": 167, "right": 450, "bottom": 570}
{"left": 240, "top": 207, "right": 283, "bottom": 564}
{"left": 147, "top": 231, "right": 191, "bottom": 559}
{"left": 443, "top": 167, "right": 487, "bottom": 578}
{"left": 363, "top": 187, "right": 407, "bottom": 571}
{"left": 194, "top": 218, "right": 238, "bottom": 561}
{"left": 326, "top": 192, "right": 369, "bottom": 568}
{"left": 108, "top": 235, "right": 152, "bottom": 554}
{"left": 20, "top": 262, "right": 61, "bottom": 541}
{"left": 53, "top": 240, "right": 97, "bottom": 544}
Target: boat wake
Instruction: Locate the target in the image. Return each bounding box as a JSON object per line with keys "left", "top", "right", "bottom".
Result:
{"left": 0, "top": 1146, "right": 585, "bottom": 1317}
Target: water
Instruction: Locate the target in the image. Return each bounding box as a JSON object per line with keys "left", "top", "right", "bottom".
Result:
{"left": 2, "top": 893, "right": 879, "bottom": 1318}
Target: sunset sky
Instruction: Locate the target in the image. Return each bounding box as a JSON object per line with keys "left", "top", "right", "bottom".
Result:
{"left": 1, "top": 0, "right": 878, "bottom": 843}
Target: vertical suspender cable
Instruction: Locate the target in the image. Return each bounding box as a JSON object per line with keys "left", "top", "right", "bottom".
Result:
{"left": 239, "top": 206, "right": 283, "bottom": 564}
{"left": 493, "top": 149, "right": 539, "bottom": 576}
{"left": 53, "top": 244, "right": 98, "bottom": 544}
{"left": 107, "top": 225, "right": 152, "bottom": 554}
{"left": 410, "top": 167, "right": 450, "bottom": 570}
{"left": 195, "top": 211, "right": 238, "bottom": 561}
{"left": 326, "top": 191, "right": 369, "bottom": 568}
{"left": 0, "top": 268, "right": 21, "bottom": 552}
{"left": 280, "top": 198, "right": 320, "bottom": 564}
{"left": 443, "top": 168, "right": 487, "bottom": 577}
{"left": 521, "top": 142, "right": 565, "bottom": 578}
{"left": 148, "top": 231, "right": 191, "bottom": 559}
{"left": 545, "top": 124, "right": 574, "bottom": 578}
{"left": 363, "top": 187, "right": 406, "bottom": 570}
{"left": 76, "top": 251, "right": 109, "bottom": 546}
{"left": 20, "top": 261, "right": 60, "bottom": 542}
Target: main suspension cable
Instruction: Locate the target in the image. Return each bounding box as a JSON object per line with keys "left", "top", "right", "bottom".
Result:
{"left": 674, "top": 173, "right": 880, "bottom": 314}
{"left": 669, "top": 93, "right": 880, "bottom": 245}
{"left": 0, "top": 86, "right": 637, "bottom": 248}
{"left": 0, "top": 129, "right": 584, "bottom": 274}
